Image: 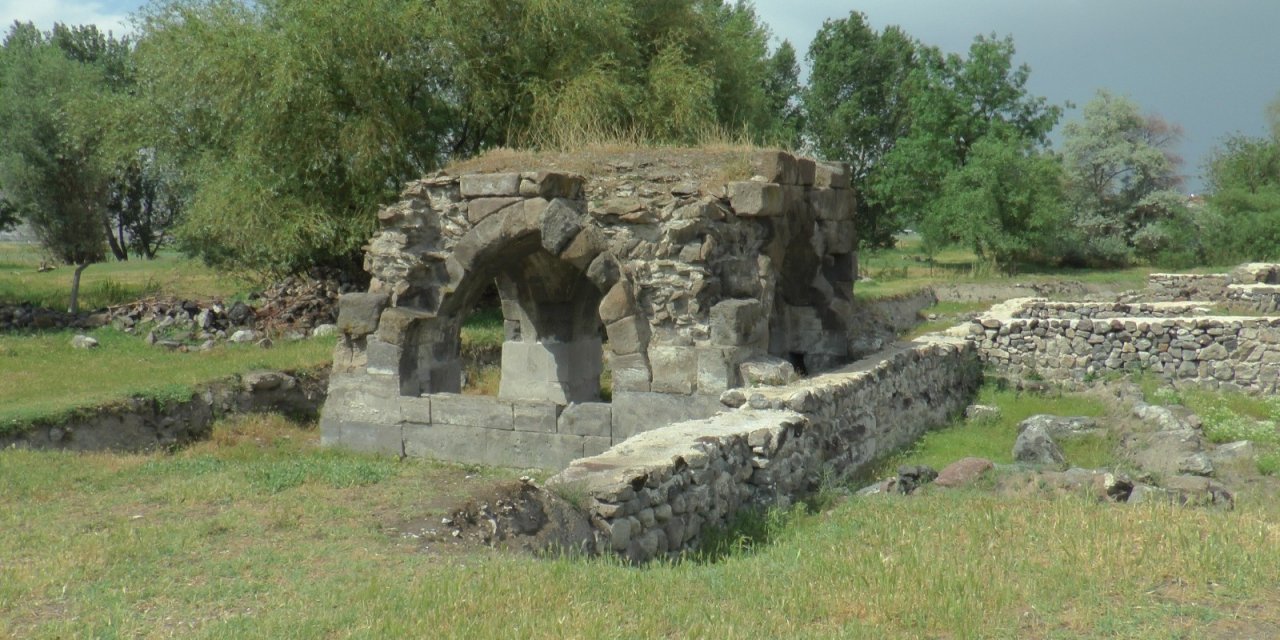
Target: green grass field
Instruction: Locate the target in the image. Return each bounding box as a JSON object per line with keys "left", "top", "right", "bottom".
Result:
{"left": 2, "top": 412, "right": 1278, "bottom": 639}
{"left": 0, "top": 327, "right": 336, "bottom": 433}
{"left": 0, "top": 242, "right": 245, "bottom": 309}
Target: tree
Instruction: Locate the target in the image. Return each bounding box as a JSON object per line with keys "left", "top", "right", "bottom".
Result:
{"left": 134, "top": 0, "right": 455, "bottom": 274}
{"left": 871, "top": 35, "right": 1062, "bottom": 246}
{"left": 0, "top": 23, "right": 115, "bottom": 313}
{"left": 432, "top": 0, "right": 794, "bottom": 152}
{"left": 806, "top": 24, "right": 1061, "bottom": 249}
{"left": 920, "top": 125, "right": 1068, "bottom": 271}
{"left": 1199, "top": 133, "right": 1280, "bottom": 263}
{"left": 803, "top": 12, "right": 920, "bottom": 248}
{"left": 1061, "top": 90, "right": 1185, "bottom": 266}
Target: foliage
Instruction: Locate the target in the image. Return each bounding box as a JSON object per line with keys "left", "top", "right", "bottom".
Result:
{"left": 131, "top": 0, "right": 797, "bottom": 275}
{"left": 1061, "top": 90, "right": 1187, "bottom": 267}
{"left": 433, "top": 0, "right": 796, "bottom": 152}
{"left": 867, "top": 34, "right": 1062, "bottom": 249}
{"left": 921, "top": 125, "right": 1069, "bottom": 272}
{"left": 133, "top": 0, "right": 456, "bottom": 275}
{"left": 1200, "top": 131, "right": 1280, "bottom": 263}
{"left": 803, "top": 12, "right": 920, "bottom": 249}
{"left": 0, "top": 23, "right": 149, "bottom": 310}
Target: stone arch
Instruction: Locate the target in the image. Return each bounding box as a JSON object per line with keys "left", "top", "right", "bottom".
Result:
{"left": 380, "top": 196, "right": 628, "bottom": 403}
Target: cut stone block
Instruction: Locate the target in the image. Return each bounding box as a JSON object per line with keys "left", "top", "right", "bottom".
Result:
{"left": 460, "top": 173, "right": 521, "bottom": 197}
{"left": 796, "top": 158, "right": 816, "bottom": 186}
{"left": 755, "top": 151, "right": 798, "bottom": 185}
{"left": 728, "top": 182, "right": 784, "bottom": 217}
{"left": 697, "top": 347, "right": 746, "bottom": 393}
{"left": 606, "top": 315, "right": 651, "bottom": 356}
{"left": 610, "top": 392, "right": 723, "bottom": 442}
{"left": 559, "top": 402, "right": 613, "bottom": 437}
{"left": 403, "top": 422, "right": 588, "bottom": 470}
{"left": 610, "top": 353, "right": 651, "bottom": 392}
{"left": 710, "top": 299, "right": 764, "bottom": 346}
{"left": 467, "top": 197, "right": 522, "bottom": 224}
{"left": 649, "top": 346, "right": 697, "bottom": 394}
{"left": 430, "top": 393, "right": 515, "bottom": 430}
{"left": 813, "top": 162, "right": 850, "bottom": 189}
{"left": 336, "top": 292, "right": 389, "bottom": 338}
{"left": 514, "top": 402, "right": 561, "bottom": 433}
{"left": 810, "top": 188, "right": 854, "bottom": 221}
{"left": 400, "top": 396, "right": 431, "bottom": 424}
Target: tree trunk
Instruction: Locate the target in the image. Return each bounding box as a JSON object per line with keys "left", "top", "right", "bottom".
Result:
{"left": 103, "top": 215, "right": 127, "bottom": 261}
{"left": 69, "top": 261, "right": 90, "bottom": 314}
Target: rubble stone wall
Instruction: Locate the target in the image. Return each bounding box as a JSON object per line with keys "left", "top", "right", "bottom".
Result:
{"left": 548, "top": 336, "right": 980, "bottom": 563}
{"left": 1010, "top": 299, "right": 1212, "bottom": 320}
{"left": 970, "top": 314, "right": 1280, "bottom": 394}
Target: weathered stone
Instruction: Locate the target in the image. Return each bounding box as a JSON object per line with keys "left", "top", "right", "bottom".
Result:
{"left": 514, "top": 402, "right": 561, "bottom": 433}
{"left": 738, "top": 355, "right": 796, "bottom": 387}
{"left": 559, "top": 402, "right": 612, "bottom": 438}
{"left": 728, "top": 182, "right": 783, "bottom": 217}
{"left": 796, "top": 158, "right": 816, "bottom": 186}
{"left": 541, "top": 197, "right": 584, "bottom": 255}
{"left": 1013, "top": 422, "right": 1066, "bottom": 466}
{"left": 934, "top": 457, "right": 994, "bottom": 488}
{"left": 813, "top": 161, "right": 850, "bottom": 189}
{"left": 709, "top": 299, "right": 764, "bottom": 346}
{"left": 755, "top": 150, "right": 798, "bottom": 184}
{"left": 466, "top": 197, "right": 522, "bottom": 224}
{"left": 649, "top": 346, "right": 697, "bottom": 394}
{"left": 71, "top": 334, "right": 99, "bottom": 349}
{"left": 430, "top": 394, "right": 515, "bottom": 430}
{"left": 336, "top": 292, "right": 389, "bottom": 338}
{"left": 459, "top": 173, "right": 521, "bottom": 197}
{"left": 606, "top": 315, "right": 650, "bottom": 356}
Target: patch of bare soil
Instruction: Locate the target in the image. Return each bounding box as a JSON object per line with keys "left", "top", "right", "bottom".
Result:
{"left": 388, "top": 477, "right": 598, "bottom": 559}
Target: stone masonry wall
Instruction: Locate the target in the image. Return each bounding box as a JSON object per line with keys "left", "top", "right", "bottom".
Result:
{"left": 547, "top": 336, "right": 979, "bottom": 563}
{"left": 970, "top": 312, "right": 1280, "bottom": 393}
{"left": 323, "top": 151, "right": 864, "bottom": 470}
{"left": 1010, "top": 299, "right": 1211, "bottom": 320}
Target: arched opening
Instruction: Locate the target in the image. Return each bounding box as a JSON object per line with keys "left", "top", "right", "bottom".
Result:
{"left": 398, "top": 232, "right": 610, "bottom": 406}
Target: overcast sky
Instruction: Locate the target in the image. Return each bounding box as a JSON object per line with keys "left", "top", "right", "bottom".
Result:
{"left": 4, "top": 0, "right": 1278, "bottom": 192}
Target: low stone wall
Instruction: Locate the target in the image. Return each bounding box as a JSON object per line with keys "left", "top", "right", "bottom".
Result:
{"left": 1010, "top": 299, "right": 1211, "bottom": 320}
{"left": 970, "top": 315, "right": 1280, "bottom": 393}
{"left": 0, "top": 370, "right": 328, "bottom": 451}
{"left": 548, "top": 336, "right": 980, "bottom": 562}
{"left": 1226, "top": 284, "right": 1280, "bottom": 314}
{"left": 1142, "top": 274, "right": 1231, "bottom": 302}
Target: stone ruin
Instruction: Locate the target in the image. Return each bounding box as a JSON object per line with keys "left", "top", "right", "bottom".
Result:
{"left": 320, "top": 150, "right": 862, "bottom": 469}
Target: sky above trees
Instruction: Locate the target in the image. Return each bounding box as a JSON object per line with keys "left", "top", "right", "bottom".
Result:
{"left": 4, "top": 0, "right": 1278, "bottom": 192}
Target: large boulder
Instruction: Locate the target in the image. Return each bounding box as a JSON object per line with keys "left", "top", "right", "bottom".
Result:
{"left": 1013, "top": 422, "right": 1066, "bottom": 466}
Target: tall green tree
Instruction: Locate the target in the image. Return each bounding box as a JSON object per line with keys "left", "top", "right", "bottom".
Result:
{"left": 134, "top": 0, "right": 455, "bottom": 274}
{"left": 1061, "top": 90, "right": 1185, "bottom": 266}
{"left": 0, "top": 23, "right": 121, "bottom": 312}
{"left": 872, "top": 35, "right": 1061, "bottom": 245}
{"left": 920, "top": 125, "right": 1068, "bottom": 272}
{"left": 1200, "top": 131, "right": 1280, "bottom": 263}
{"left": 803, "top": 12, "right": 919, "bottom": 248}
